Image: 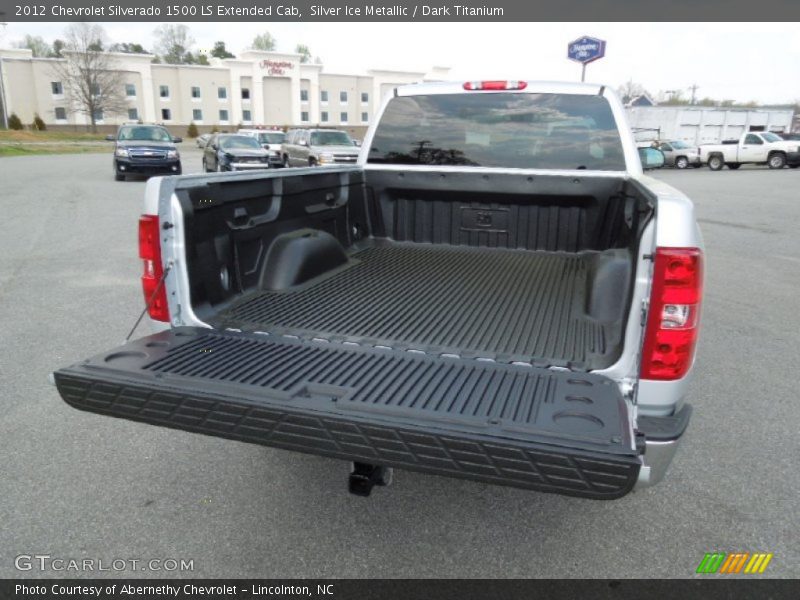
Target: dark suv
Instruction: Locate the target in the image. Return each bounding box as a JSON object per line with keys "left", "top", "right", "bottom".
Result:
{"left": 107, "top": 124, "right": 182, "bottom": 181}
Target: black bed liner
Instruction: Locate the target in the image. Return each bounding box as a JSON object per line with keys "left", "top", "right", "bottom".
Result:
{"left": 211, "top": 241, "right": 626, "bottom": 371}
{"left": 55, "top": 327, "right": 639, "bottom": 499}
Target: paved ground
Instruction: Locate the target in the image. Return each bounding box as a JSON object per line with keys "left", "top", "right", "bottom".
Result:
{"left": 1, "top": 151, "right": 798, "bottom": 579}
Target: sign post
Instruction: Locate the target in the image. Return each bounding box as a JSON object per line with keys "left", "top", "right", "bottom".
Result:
{"left": 567, "top": 36, "right": 606, "bottom": 82}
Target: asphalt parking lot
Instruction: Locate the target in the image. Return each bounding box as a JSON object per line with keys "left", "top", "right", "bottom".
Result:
{"left": 1, "top": 149, "right": 798, "bottom": 579}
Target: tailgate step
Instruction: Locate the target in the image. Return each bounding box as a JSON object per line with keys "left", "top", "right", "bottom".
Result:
{"left": 54, "top": 327, "right": 640, "bottom": 499}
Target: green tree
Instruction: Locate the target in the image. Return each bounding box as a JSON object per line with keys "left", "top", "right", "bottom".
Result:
{"left": 295, "top": 44, "right": 311, "bottom": 63}
{"left": 50, "top": 39, "right": 65, "bottom": 58}
{"left": 32, "top": 114, "right": 47, "bottom": 131}
{"left": 8, "top": 113, "right": 23, "bottom": 130}
{"left": 187, "top": 122, "right": 199, "bottom": 138}
{"left": 251, "top": 32, "right": 276, "bottom": 51}
{"left": 110, "top": 42, "right": 149, "bottom": 54}
{"left": 13, "top": 35, "right": 52, "bottom": 57}
{"left": 211, "top": 41, "right": 235, "bottom": 59}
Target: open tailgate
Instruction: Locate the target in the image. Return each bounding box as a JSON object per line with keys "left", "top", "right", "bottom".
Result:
{"left": 54, "top": 327, "right": 640, "bottom": 499}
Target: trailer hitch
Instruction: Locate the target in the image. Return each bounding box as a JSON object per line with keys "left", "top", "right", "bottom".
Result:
{"left": 348, "top": 462, "right": 393, "bottom": 497}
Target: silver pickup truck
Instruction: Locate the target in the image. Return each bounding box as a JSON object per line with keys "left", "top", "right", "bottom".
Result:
{"left": 54, "top": 81, "right": 703, "bottom": 499}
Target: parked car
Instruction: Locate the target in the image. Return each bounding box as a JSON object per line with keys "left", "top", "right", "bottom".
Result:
{"left": 202, "top": 134, "right": 271, "bottom": 172}
{"left": 699, "top": 131, "right": 800, "bottom": 170}
{"left": 56, "top": 81, "right": 703, "bottom": 499}
{"left": 196, "top": 133, "right": 211, "bottom": 148}
{"left": 237, "top": 129, "right": 286, "bottom": 167}
{"left": 281, "top": 128, "right": 359, "bottom": 167}
{"left": 106, "top": 124, "right": 182, "bottom": 181}
{"left": 656, "top": 140, "right": 701, "bottom": 169}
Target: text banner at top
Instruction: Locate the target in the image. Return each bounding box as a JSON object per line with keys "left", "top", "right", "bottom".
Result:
{"left": 1, "top": 0, "right": 799, "bottom": 21}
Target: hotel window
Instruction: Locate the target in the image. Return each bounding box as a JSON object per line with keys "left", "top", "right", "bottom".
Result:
{"left": 301, "top": 111, "right": 309, "bottom": 122}
{"left": 161, "top": 108, "right": 172, "bottom": 121}
{"left": 51, "top": 81, "right": 63, "bottom": 96}
{"left": 128, "top": 108, "right": 139, "bottom": 121}
{"left": 340, "top": 112, "right": 348, "bottom": 124}
{"left": 159, "top": 85, "right": 170, "bottom": 98}
{"left": 300, "top": 89, "right": 309, "bottom": 102}
{"left": 54, "top": 107, "right": 67, "bottom": 121}
{"left": 320, "top": 90, "right": 328, "bottom": 103}
{"left": 191, "top": 86, "right": 201, "bottom": 99}
{"left": 320, "top": 111, "right": 329, "bottom": 123}
{"left": 241, "top": 88, "right": 250, "bottom": 100}
{"left": 242, "top": 109, "right": 252, "bottom": 122}
{"left": 192, "top": 109, "right": 203, "bottom": 121}
{"left": 361, "top": 112, "right": 369, "bottom": 123}
{"left": 218, "top": 87, "right": 227, "bottom": 99}
{"left": 219, "top": 109, "right": 229, "bottom": 122}
{"left": 125, "top": 84, "right": 136, "bottom": 97}
{"left": 361, "top": 92, "right": 369, "bottom": 103}
{"left": 340, "top": 91, "right": 348, "bottom": 103}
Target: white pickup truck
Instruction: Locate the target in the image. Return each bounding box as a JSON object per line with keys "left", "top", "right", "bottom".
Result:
{"left": 700, "top": 131, "right": 800, "bottom": 170}
{"left": 54, "top": 81, "right": 703, "bottom": 499}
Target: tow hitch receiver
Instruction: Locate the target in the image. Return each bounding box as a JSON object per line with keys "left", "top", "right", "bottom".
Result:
{"left": 349, "top": 462, "right": 393, "bottom": 497}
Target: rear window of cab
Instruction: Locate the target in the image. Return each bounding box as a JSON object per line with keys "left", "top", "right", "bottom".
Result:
{"left": 367, "top": 92, "right": 625, "bottom": 170}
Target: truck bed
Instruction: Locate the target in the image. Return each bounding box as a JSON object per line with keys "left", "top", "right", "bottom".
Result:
{"left": 211, "top": 240, "right": 626, "bottom": 370}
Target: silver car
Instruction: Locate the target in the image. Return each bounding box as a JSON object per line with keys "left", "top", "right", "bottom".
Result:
{"left": 281, "top": 128, "right": 360, "bottom": 167}
{"left": 657, "top": 140, "right": 702, "bottom": 169}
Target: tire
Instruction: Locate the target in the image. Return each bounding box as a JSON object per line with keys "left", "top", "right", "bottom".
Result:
{"left": 768, "top": 152, "right": 786, "bottom": 169}
{"left": 202, "top": 158, "right": 208, "bottom": 172}
{"left": 282, "top": 155, "right": 290, "bottom": 168}
{"left": 726, "top": 163, "right": 741, "bottom": 170}
{"left": 309, "top": 158, "right": 318, "bottom": 167}
{"left": 708, "top": 155, "right": 724, "bottom": 171}
{"left": 114, "top": 172, "right": 125, "bottom": 181}
{"left": 789, "top": 164, "right": 799, "bottom": 169}
{"left": 675, "top": 156, "right": 689, "bottom": 169}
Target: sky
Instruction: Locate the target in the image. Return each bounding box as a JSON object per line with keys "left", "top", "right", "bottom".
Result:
{"left": 2, "top": 22, "right": 799, "bottom": 104}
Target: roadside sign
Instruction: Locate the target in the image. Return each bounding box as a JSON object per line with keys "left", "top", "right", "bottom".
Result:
{"left": 567, "top": 36, "right": 606, "bottom": 82}
{"left": 567, "top": 36, "right": 606, "bottom": 64}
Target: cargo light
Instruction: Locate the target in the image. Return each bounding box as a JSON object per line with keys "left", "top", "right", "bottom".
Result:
{"left": 138, "top": 215, "right": 170, "bottom": 322}
{"left": 463, "top": 80, "right": 528, "bottom": 91}
{"left": 640, "top": 247, "right": 703, "bottom": 380}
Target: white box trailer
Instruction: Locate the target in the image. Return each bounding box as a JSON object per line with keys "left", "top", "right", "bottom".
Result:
{"left": 626, "top": 106, "right": 794, "bottom": 146}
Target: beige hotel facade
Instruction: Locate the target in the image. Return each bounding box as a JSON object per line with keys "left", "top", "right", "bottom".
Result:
{"left": 0, "top": 47, "right": 449, "bottom": 130}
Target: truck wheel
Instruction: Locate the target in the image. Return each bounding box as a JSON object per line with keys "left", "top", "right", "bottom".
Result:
{"left": 789, "top": 164, "right": 799, "bottom": 169}
{"left": 768, "top": 153, "right": 786, "bottom": 169}
{"left": 202, "top": 158, "right": 208, "bottom": 172}
{"left": 282, "top": 155, "right": 290, "bottom": 168}
{"left": 675, "top": 156, "right": 689, "bottom": 169}
{"left": 726, "top": 163, "right": 741, "bottom": 170}
{"left": 708, "top": 155, "right": 724, "bottom": 171}
{"left": 309, "top": 158, "right": 318, "bottom": 167}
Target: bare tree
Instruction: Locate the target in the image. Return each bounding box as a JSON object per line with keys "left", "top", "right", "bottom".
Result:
{"left": 50, "top": 23, "right": 128, "bottom": 132}
{"left": 154, "top": 24, "right": 195, "bottom": 64}
{"left": 616, "top": 79, "right": 648, "bottom": 104}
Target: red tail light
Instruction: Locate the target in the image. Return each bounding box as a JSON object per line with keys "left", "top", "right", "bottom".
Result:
{"left": 463, "top": 80, "right": 528, "bottom": 91}
{"left": 640, "top": 247, "right": 703, "bottom": 380}
{"left": 138, "top": 215, "right": 170, "bottom": 322}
